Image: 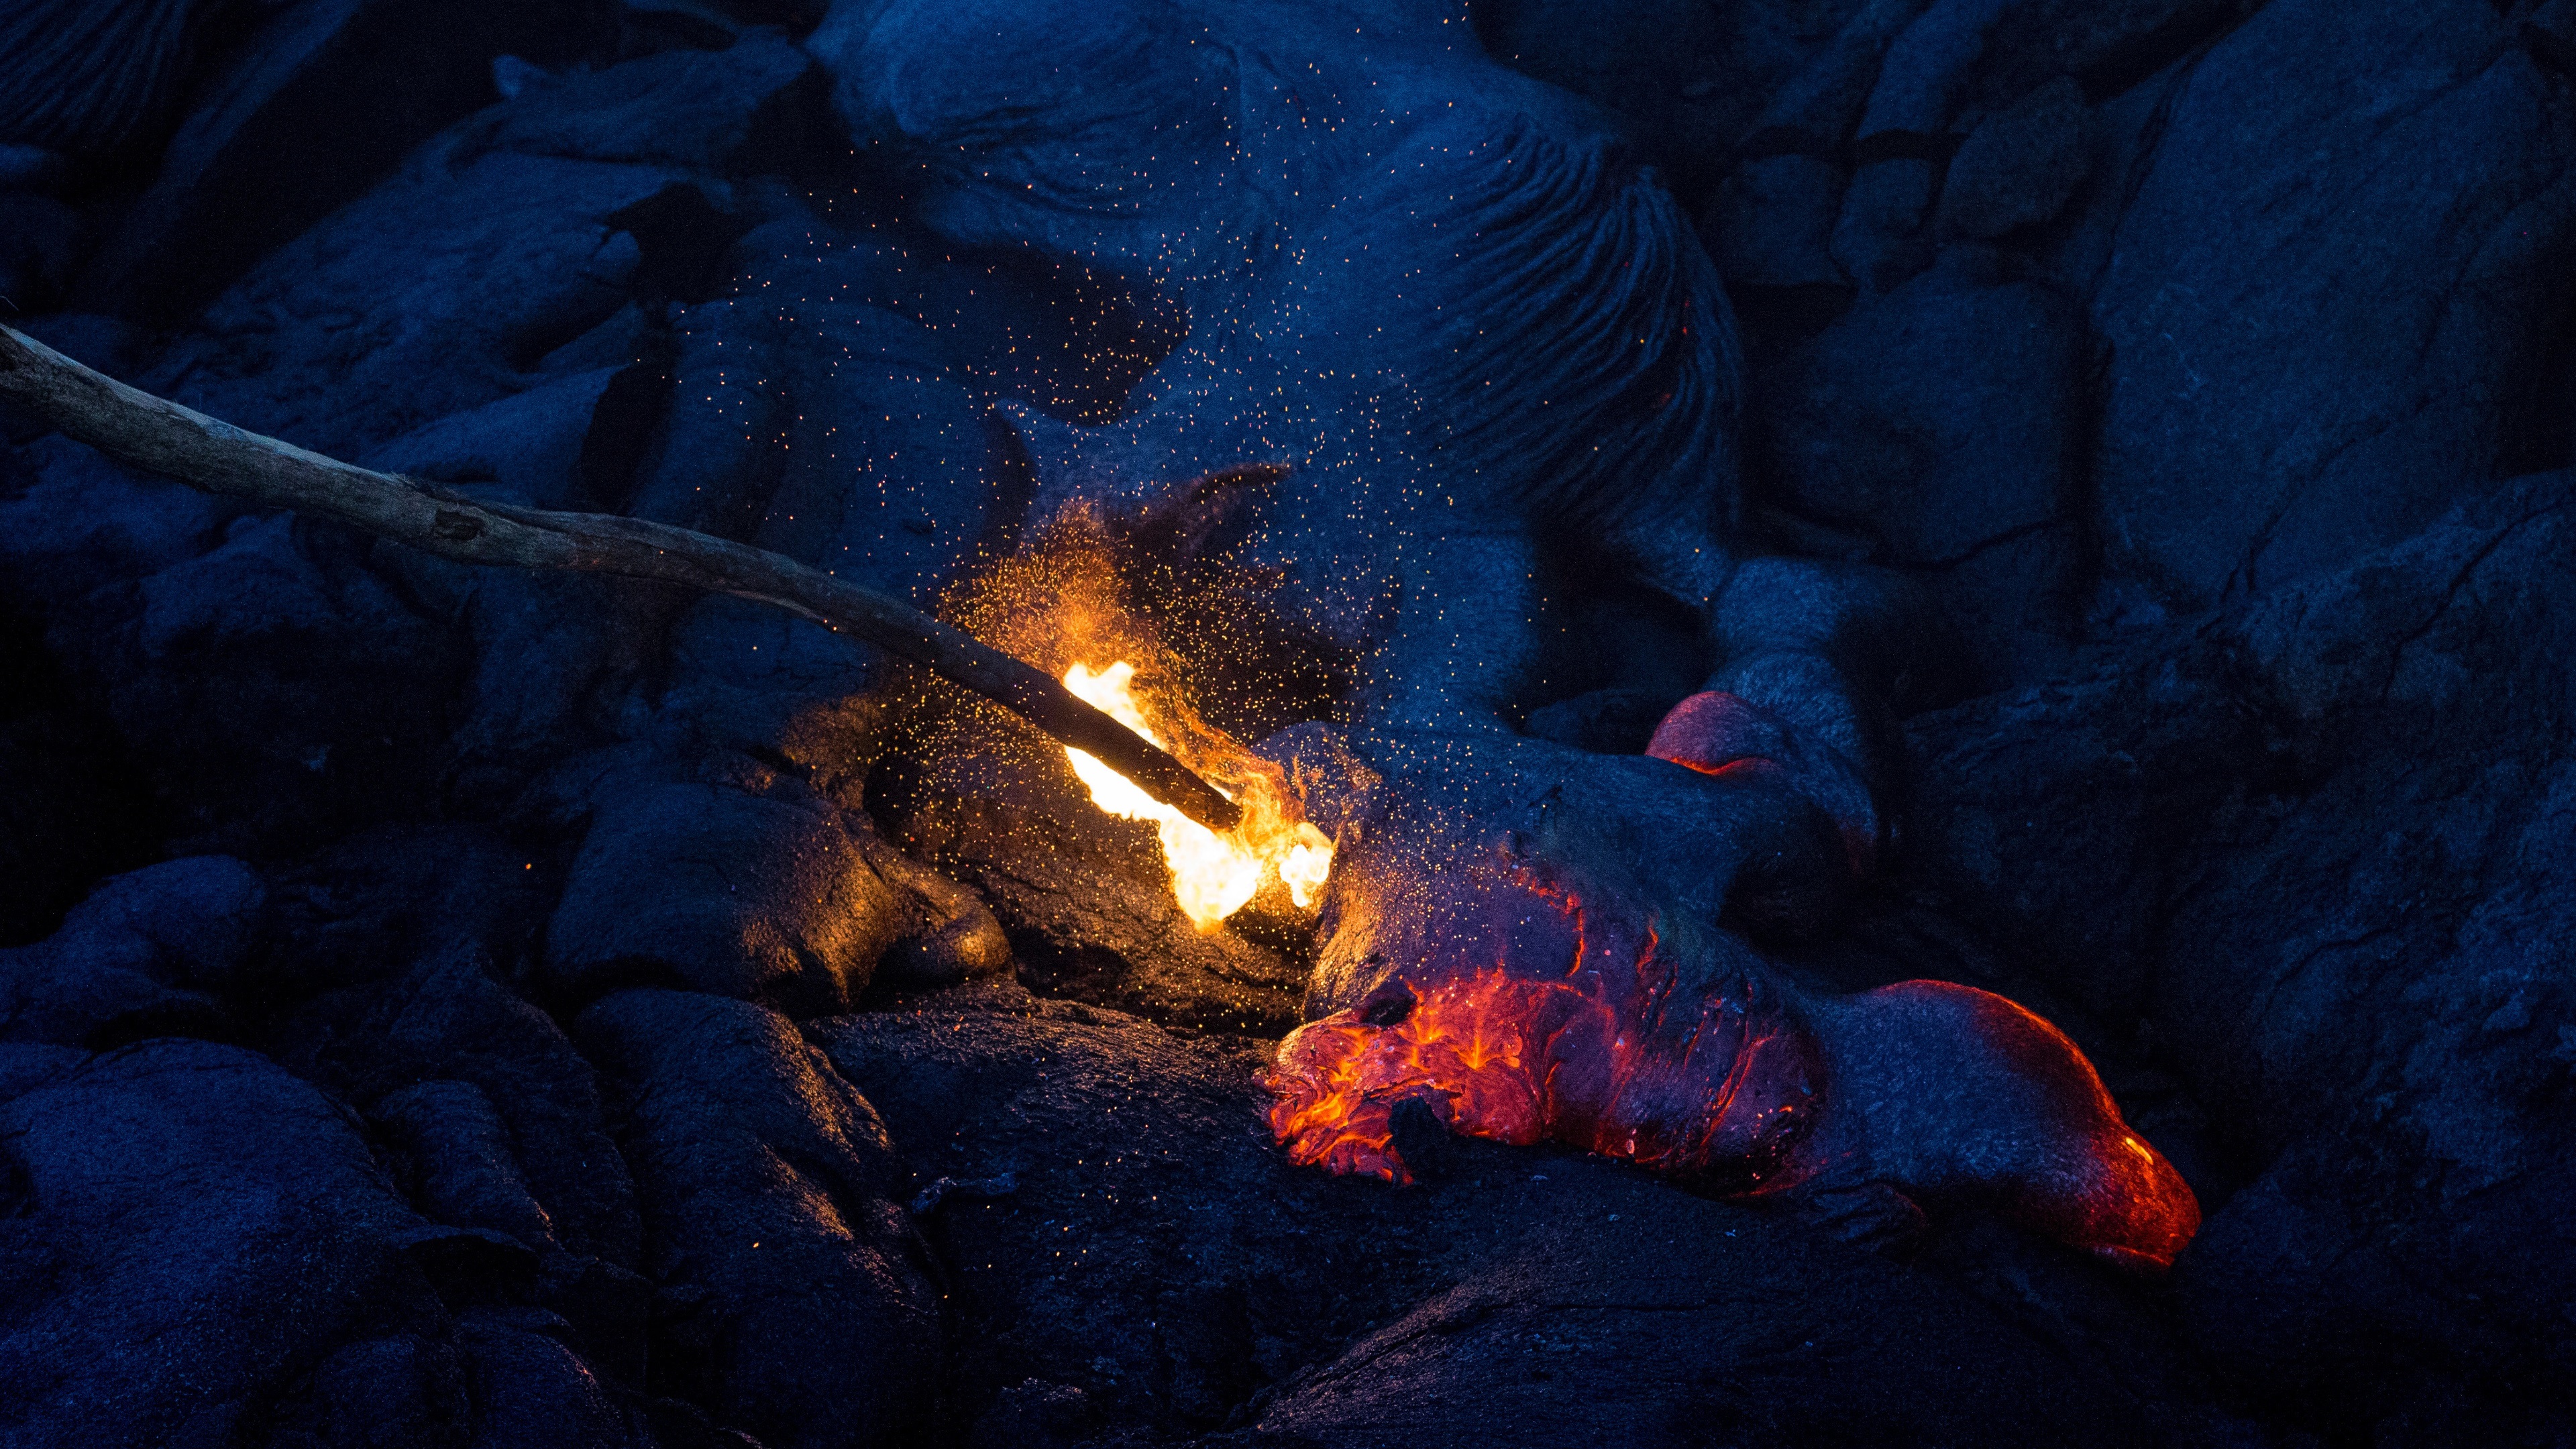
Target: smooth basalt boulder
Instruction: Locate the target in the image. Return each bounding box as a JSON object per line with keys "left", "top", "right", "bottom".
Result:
{"left": 544, "top": 771, "right": 914, "bottom": 1014}
{"left": 2087, "top": 0, "right": 2576, "bottom": 605}
{"left": 1757, "top": 246, "right": 2088, "bottom": 682}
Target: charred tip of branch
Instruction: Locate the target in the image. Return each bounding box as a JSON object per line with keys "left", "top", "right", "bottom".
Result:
{"left": 1173, "top": 778, "right": 1244, "bottom": 834}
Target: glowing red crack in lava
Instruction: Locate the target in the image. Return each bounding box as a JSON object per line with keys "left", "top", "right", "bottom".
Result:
{"left": 1263, "top": 872, "right": 1815, "bottom": 1190}
{"left": 1261, "top": 873, "right": 2202, "bottom": 1267}
{"left": 1260, "top": 691, "right": 2202, "bottom": 1269}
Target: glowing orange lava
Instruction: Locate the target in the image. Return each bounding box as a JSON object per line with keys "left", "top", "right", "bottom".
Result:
{"left": 1061, "top": 661, "right": 1332, "bottom": 930}
{"left": 1263, "top": 875, "right": 1813, "bottom": 1189}
{"left": 1260, "top": 870, "right": 2202, "bottom": 1269}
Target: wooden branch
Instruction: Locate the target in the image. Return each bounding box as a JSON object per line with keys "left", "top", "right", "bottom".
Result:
{"left": 0, "top": 323, "right": 1244, "bottom": 833}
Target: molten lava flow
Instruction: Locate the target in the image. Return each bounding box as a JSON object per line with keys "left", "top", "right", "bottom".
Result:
{"left": 1263, "top": 876, "right": 1815, "bottom": 1190}
{"left": 1061, "top": 661, "right": 1333, "bottom": 930}
{"left": 1260, "top": 869, "right": 2203, "bottom": 1268}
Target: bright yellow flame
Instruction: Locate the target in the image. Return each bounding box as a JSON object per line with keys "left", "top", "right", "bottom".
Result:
{"left": 1280, "top": 840, "right": 1332, "bottom": 908}
{"left": 1063, "top": 661, "right": 1334, "bottom": 930}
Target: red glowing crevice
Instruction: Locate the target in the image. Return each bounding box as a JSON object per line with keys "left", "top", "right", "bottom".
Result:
{"left": 1263, "top": 876, "right": 1814, "bottom": 1193}
{"left": 1261, "top": 897, "right": 2204, "bottom": 1267}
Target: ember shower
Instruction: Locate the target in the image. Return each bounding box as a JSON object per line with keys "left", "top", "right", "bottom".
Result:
{"left": 1, "top": 1, "right": 2573, "bottom": 1446}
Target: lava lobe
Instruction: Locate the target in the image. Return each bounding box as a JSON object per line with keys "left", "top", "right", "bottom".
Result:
{"left": 1259, "top": 700, "right": 2201, "bottom": 1271}
{"left": 1265, "top": 871, "right": 1817, "bottom": 1194}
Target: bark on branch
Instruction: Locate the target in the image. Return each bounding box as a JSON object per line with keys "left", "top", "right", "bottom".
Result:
{"left": 0, "top": 323, "right": 1244, "bottom": 832}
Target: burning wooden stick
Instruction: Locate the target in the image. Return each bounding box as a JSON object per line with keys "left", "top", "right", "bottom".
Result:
{"left": 0, "top": 323, "right": 1244, "bottom": 833}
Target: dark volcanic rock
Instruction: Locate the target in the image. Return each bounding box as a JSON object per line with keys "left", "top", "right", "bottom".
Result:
{"left": 453, "top": 1310, "right": 635, "bottom": 1449}
{"left": 1902, "top": 473, "right": 2576, "bottom": 1438}
{"left": 11, "top": 33, "right": 861, "bottom": 866}
{"left": 1763, "top": 253, "right": 2082, "bottom": 559}
{"left": 1966, "top": 0, "right": 2249, "bottom": 106}
{"left": 457, "top": 28, "right": 826, "bottom": 175}
{"left": 1248, "top": 1214, "right": 2147, "bottom": 1449}
{"left": 606, "top": 217, "right": 1022, "bottom": 767}
{"left": 814, "top": 986, "right": 2182, "bottom": 1446}
{"left": 7, "top": 0, "right": 2575, "bottom": 1439}
{"left": 1704, "top": 151, "right": 1848, "bottom": 292}
{"left": 655, "top": 596, "right": 888, "bottom": 785}
{"left": 626, "top": 0, "right": 832, "bottom": 44}
{"left": 376, "top": 1079, "right": 569, "bottom": 1254}
{"left": 0, "top": 704, "right": 148, "bottom": 944}
{"left": 0, "top": 0, "right": 219, "bottom": 155}
{"left": 812, "top": 986, "right": 1389, "bottom": 1436}
{"left": 0, "top": 856, "right": 264, "bottom": 1048}
{"left": 543, "top": 766, "right": 923, "bottom": 1015}
{"left": 3, "top": 398, "right": 464, "bottom": 860}
{"left": 0, "top": 596, "right": 158, "bottom": 946}
{"left": 362, "top": 368, "right": 626, "bottom": 508}
{"left": 1830, "top": 156, "right": 1940, "bottom": 294}
{"left": 255, "top": 1330, "right": 478, "bottom": 1449}
{"left": 0, "top": 192, "right": 83, "bottom": 311}
{"left": 122, "top": 513, "right": 464, "bottom": 854}
{"left": 77, "top": 0, "right": 602, "bottom": 324}
{"left": 1471, "top": 0, "right": 1729, "bottom": 194}
{"left": 0, "top": 144, "right": 70, "bottom": 192}
{"left": 358, "top": 368, "right": 676, "bottom": 806}
{"left": 1935, "top": 75, "right": 2090, "bottom": 239}
{"left": 1758, "top": 246, "right": 2087, "bottom": 682}
{"left": 577, "top": 988, "right": 941, "bottom": 1449}
{"left": 264, "top": 825, "right": 560, "bottom": 997}
{"left": 1732, "top": 0, "right": 1931, "bottom": 158}
{"left": 365, "top": 551, "right": 667, "bottom": 811}
{"left": 138, "top": 148, "right": 688, "bottom": 460}
{"left": 2087, "top": 0, "right": 2576, "bottom": 606}
{"left": 623, "top": 222, "right": 1007, "bottom": 586}
{"left": 121, "top": 31, "right": 854, "bottom": 463}
{"left": 0, "top": 438, "right": 227, "bottom": 614}
{"left": 0, "top": 1040, "right": 465, "bottom": 1447}
{"left": 892, "top": 751, "right": 1312, "bottom": 1034}
{"left": 276, "top": 949, "right": 644, "bottom": 1269}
